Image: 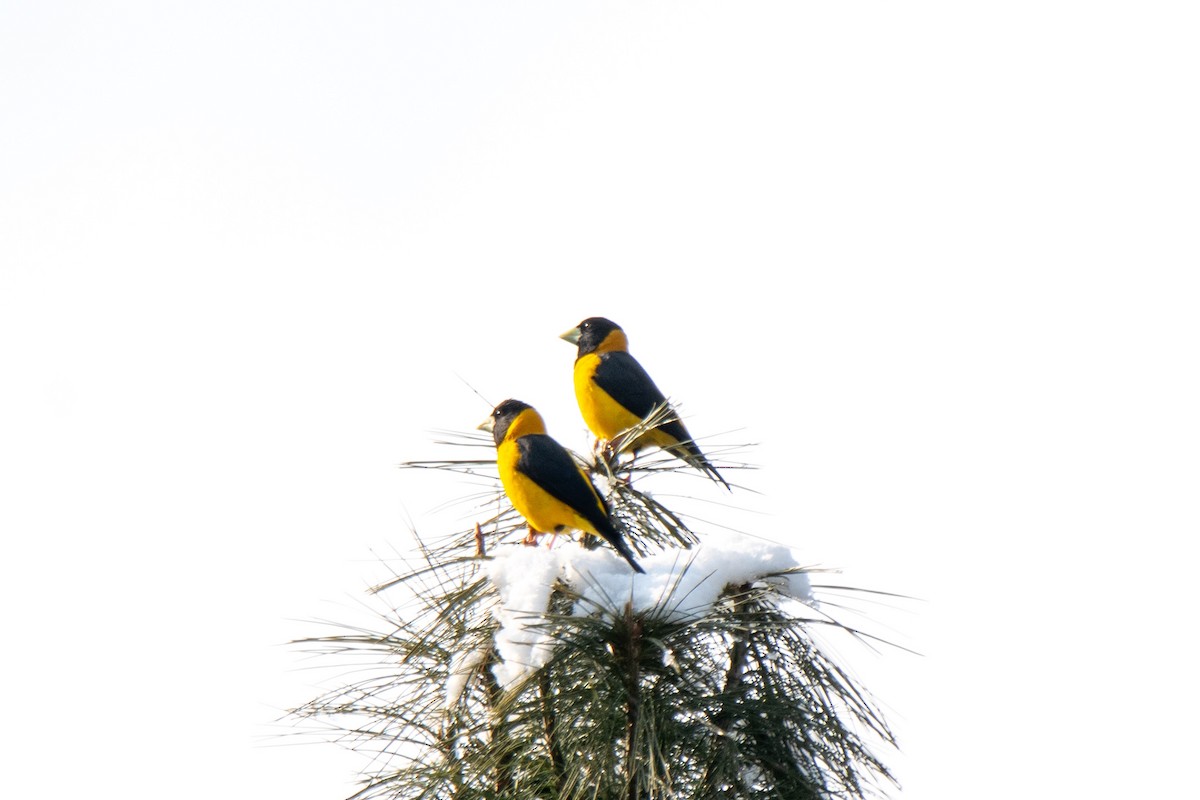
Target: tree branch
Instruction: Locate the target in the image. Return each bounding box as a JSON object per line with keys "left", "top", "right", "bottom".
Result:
{"left": 539, "top": 667, "right": 567, "bottom": 797}
{"left": 622, "top": 602, "right": 644, "bottom": 800}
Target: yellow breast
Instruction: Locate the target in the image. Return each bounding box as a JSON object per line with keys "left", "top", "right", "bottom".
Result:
{"left": 497, "top": 438, "right": 599, "bottom": 536}
{"left": 573, "top": 353, "right": 644, "bottom": 440}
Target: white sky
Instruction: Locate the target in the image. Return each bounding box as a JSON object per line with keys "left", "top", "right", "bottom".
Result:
{"left": 3, "top": 2, "right": 1198, "bottom": 798}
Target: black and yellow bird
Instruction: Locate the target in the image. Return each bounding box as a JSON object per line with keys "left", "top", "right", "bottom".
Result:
{"left": 480, "top": 398, "right": 645, "bottom": 573}
{"left": 561, "top": 317, "right": 730, "bottom": 490}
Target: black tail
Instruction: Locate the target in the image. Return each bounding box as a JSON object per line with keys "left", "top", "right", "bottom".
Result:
{"left": 698, "top": 454, "right": 731, "bottom": 491}
{"left": 614, "top": 537, "right": 646, "bottom": 574}
{"left": 658, "top": 416, "right": 731, "bottom": 491}
{"left": 600, "top": 525, "right": 645, "bottom": 574}
{"left": 674, "top": 441, "right": 732, "bottom": 491}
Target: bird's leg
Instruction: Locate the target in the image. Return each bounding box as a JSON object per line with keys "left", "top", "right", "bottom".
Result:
{"left": 474, "top": 522, "right": 486, "bottom": 557}
{"left": 523, "top": 526, "right": 542, "bottom": 547}
{"left": 593, "top": 436, "right": 625, "bottom": 478}
{"left": 600, "top": 433, "right": 635, "bottom": 485}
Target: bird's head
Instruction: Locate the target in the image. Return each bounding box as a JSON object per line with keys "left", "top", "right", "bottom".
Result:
{"left": 479, "top": 399, "right": 547, "bottom": 445}
{"left": 560, "top": 317, "right": 628, "bottom": 357}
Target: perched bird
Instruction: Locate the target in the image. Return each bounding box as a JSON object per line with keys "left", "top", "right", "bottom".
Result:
{"left": 561, "top": 317, "right": 730, "bottom": 490}
{"left": 480, "top": 398, "right": 645, "bottom": 573}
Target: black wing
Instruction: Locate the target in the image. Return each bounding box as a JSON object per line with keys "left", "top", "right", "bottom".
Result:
{"left": 515, "top": 435, "right": 610, "bottom": 532}
{"left": 517, "top": 434, "right": 647, "bottom": 572}
{"left": 592, "top": 351, "right": 669, "bottom": 418}
{"left": 595, "top": 350, "right": 698, "bottom": 445}
{"left": 594, "top": 351, "right": 729, "bottom": 490}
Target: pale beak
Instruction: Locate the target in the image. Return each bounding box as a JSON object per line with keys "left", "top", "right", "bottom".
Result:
{"left": 477, "top": 417, "right": 495, "bottom": 433}
{"left": 560, "top": 326, "right": 581, "bottom": 345}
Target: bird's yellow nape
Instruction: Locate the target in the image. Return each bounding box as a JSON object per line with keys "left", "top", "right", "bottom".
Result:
{"left": 502, "top": 406, "right": 547, "bottom": 440}
{"left": 592, "top": 327, "right": 628, "bottom": 354}
{"left": 563, "top": 318, "right": 630, "bottom": 356}
{"left": 482, "top": 399, "right": 549, "bottom": 446}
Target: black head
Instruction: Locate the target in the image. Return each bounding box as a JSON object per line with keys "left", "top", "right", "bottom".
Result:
{"left": 485, "top": 398, "right": 533, "bottom": 445}
{"left": 571, "top": 317, "right": 626, "bottom": 357}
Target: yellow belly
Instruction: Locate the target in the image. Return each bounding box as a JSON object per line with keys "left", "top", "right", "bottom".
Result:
{"left": 574, "top": 354, "right": 644, "bottom": 440}
{"left": 497, "top": 440, "right": 599, "bottom": 536}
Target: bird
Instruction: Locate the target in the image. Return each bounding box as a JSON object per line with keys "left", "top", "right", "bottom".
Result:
{"left": 561, "top": 317, "right": 730, "bottom": 490}
{"left": 479, "top": 398, "right": 645, "bottom": 573}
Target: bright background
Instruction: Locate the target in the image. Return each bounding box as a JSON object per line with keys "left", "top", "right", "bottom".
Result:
{"left": 3, "top": 2, "right": 1197, "bottom": 798}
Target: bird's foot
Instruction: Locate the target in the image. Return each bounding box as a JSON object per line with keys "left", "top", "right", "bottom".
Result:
{"left": 592, "top": 437, "right": 626, "bottom": 473}
{"left": 473, "top": 522, "right": 486, "bottom": 557}
{"left": 523, "top": 527, "right": 542, "bottom": 547}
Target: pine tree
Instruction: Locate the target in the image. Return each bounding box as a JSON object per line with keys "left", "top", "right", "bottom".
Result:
{"left": 291, "top": 412, "right": 901, "bottom": 800}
